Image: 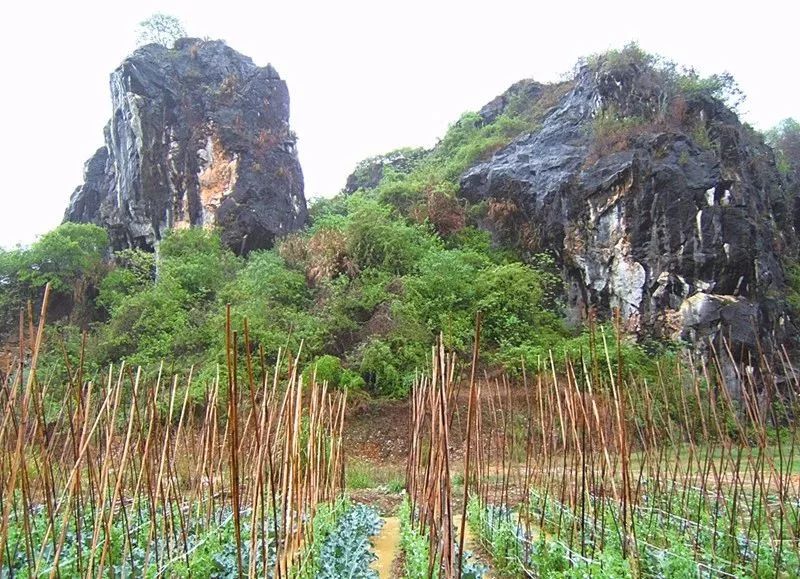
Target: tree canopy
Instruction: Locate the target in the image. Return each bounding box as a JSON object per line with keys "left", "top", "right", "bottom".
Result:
{"left": 136, "top": 13, "right": 186, "bottom": 48}
{"left": 767, "top": 118, "right": 800, "bottom": 180}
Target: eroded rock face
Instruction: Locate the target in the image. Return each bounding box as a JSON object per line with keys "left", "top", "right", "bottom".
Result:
{"left": 65, "top": 39, "right": 307, "bottom": 254}
{"left": 461, "top": 63, "right": 794, "bottom": 346}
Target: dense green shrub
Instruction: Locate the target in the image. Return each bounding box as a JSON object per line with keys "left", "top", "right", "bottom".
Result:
{"left": 345, "top": 196, "right": 439, "bottom": 274}
{"left": 158, "top": 228, "right": 241, "bottom": 300}
{"left": 302, "top": 354, "right": 365, "bottom": 390}
{"left": 94, "top": 281, "right": 193, "bottom": 366}
{"left": 97, "top": 249, "right": 155, "bottom": 313}
{"left": 307, "top": 194, "right": 352, "bottom": 233}
{"left": 356, "top": 337, "right": 426, "bottom": 398}
{"left": 476, "top": 262, "right": 565, "bottom": 347}
{"left": 403, "top": 249, "right": 487, "bottom": 351}
{"left": 0, "top": 223, "right": 109, "bottom": 334}
{"left": 494, "top": 323, "right": 667, "bottom": 381}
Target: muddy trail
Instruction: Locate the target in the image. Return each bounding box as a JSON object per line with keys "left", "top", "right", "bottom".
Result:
{"left": 366, "top": 513, "right": 493, "bottom": 579}
{"left": 346, "top": 394, "right": 504, "bottom": 577}
{"left": 371, "top": 516, "right": 400, "bottom": 578}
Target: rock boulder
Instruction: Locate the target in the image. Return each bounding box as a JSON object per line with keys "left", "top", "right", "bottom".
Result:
{"left": 460, "top": 57, "right": 794, "bottom": 348}
{"left": 65, "top": 38, "right": 307, "bottom": 254}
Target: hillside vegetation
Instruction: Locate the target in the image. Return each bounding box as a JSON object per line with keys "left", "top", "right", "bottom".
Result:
{"left": 2, "top": 44, "right": 799, "bottom": 402}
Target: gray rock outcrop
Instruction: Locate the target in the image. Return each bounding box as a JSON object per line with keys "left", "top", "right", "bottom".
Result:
{"left": 65, "top": 38, "right": 307, "bottom": 254}
{"left": 460, "top": 59, "right": 794, "bottom": 349}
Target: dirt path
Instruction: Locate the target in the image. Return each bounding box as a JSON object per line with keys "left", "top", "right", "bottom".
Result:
{"left": 371, "top": 516, "right": 400, "bottom": 578}
{"left": 370, "top": 514, "right": 493, "bottom": 578}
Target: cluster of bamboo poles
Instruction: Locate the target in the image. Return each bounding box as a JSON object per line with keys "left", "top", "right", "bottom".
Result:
{"left": 405, "top": 317, "right": 483, "bottom": 578}
{"left": 404, "top": 312, "right": 800, "bottom": 576}
{"left": 465, "top": 324, "right": 800, "bottom": 575}
{"left": 0, "top": 288, "right": 348, "bottom": 578}
{"left": 406, "top": 340, "right": 459, "bottom": 577}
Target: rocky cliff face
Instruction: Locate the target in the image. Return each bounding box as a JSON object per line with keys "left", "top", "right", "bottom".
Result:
{"left": 65, "top": 39, "right": 307, "bottom": 254}
{"left": 460, "top": 58, "right": 795, "bottom": 350}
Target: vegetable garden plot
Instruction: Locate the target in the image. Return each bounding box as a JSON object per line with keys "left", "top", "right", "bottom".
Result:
{"left": 0, "top": 292, "right": 383, "bottom": 578}
{"left": 458, "top": 324, "right": 800, "bottom": 578}
{"left": 312, "top": 502, "right": 383, "bottom": 578}
{"left": 404, "top": 317, "right": 800, "bottom": 577}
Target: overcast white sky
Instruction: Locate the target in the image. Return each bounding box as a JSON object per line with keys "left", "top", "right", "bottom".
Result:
{"left": 0, "top": 0, "right": 797, "bottom": 248}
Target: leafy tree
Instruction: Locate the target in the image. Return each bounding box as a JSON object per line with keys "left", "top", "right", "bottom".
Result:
{"left": 19, "top": 223, "right": 108, "bottom": 294}
{"left": 767, "top": 118, "right": 800, "bottom": 180}
{"left": 0, "top": 248, "right": 26, "bottom": 333}
{"left": 136, "top": 13, "right": 186, "bottom": 48}
{"left": 0, "top": 223, "right": 109, "bottom": 339}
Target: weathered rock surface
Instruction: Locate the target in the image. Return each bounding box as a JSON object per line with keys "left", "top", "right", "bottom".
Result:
{"left": 460, "top": 61, "right": 795, "bottom": 348}
{"left": 65, "top": 38, "right": 307, "bottom": 254}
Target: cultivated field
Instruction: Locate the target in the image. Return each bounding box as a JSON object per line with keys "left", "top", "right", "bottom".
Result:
{"left": 3, "top": 292, "right": 799, "bottom": 577}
